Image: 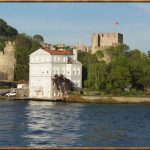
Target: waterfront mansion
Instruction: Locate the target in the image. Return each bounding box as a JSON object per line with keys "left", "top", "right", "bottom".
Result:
{"left": 29, "top": 48, "right": 82, "bottom": 99}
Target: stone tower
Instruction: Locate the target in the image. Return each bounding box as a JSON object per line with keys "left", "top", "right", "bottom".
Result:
{"left": 91, "top": 32, "right": 123, "bottom": 63}
{"left": 4, "top": 41, "right": 15, "bottom": 54}
{"left": 91, "top": 33, "right": 100, "bottom": 54}
{"left": 91, "top": 32, "right": 123, "bottom": 54}
{"left": 0, "top": 41, "right": 16, "bottom": 81}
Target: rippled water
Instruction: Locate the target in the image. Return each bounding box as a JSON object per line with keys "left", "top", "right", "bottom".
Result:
{"left": 0, "top": 100, "right": 150, "bottom": 147}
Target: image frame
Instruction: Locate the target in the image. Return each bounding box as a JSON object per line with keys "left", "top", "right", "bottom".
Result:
{"left": 0, "top": 1, "right": 150, "bottom": 150}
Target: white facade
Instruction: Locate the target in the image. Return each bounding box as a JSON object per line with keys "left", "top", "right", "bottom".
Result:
{"left": 29, "top": 48, "right": 82, "bottom": 99}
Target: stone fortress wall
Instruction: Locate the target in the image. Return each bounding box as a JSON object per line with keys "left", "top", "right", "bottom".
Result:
{"left": 91, "top": 32, "right": 123, "bottom": 53}
{"left": 0, "top": 41, "right": 16, "bottom": 81}
{"left": 91, "top": 32, "right": 123, "bottom": 63}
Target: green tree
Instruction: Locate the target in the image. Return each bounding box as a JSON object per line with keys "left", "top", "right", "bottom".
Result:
{"left": 106, "top": 44, "right": 129, "bottom": 60}
{"left": 78, "top": 51, "right": 98, "bottom": 65}
{"left": 0, "top": 18, "right": 18, "bottom": 37}
{"left": 0, "top": 41, "right": 5, "bottom": 51}
{"left": 0, "top": 18, "right": 18, "bottom": 51}
{"left": 130, "top": 56, "right": 150, "bottom": 91}
{"left": 148, "top": 51, "right": 150, "bottom": 59}
{"left": 94, "top": 50, "right": 104, "bottom": 61}
{"left": 129, "top": 49, "right": 142, "bottom": 61}
{"left": 78, "top": 51, "right": 98, "bottom": 87}
{"left": 14, "top": 34, "right": 41, "bottom": 80}
{"left": 139, "top": 62, "right": 150, "bottom": 90}
{"left": 106, "top": 55, "right": 131, "bottom": 93}
{"left": 86, "top": 62, "right": 107, "bottom": 91}
{"left": 33, "top": 34, "right": 44, "bottom": 43}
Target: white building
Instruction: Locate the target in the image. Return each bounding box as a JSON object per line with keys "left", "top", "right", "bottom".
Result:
{"left": 29, "top": 48, "right": 82, "bottom": 99}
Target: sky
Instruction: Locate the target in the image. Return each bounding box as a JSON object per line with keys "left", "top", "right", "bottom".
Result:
{"left": 0, "top": 3, "right": 150, "bottom": 52}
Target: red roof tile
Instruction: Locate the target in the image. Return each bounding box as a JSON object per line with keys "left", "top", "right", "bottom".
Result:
{"left": 45, "top": 49, "right": 73, "bottom": 55}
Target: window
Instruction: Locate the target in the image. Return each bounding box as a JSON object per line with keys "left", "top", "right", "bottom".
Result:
{"left": 54, "top": 56, "right": 57, "bottom": 62}
{"left": 60, "top": 56, "right": 62, "bottom": 62}
{"left": 77, "top": 70, "right": 80, "bottom": 74}
{"left": 62, "top": 69, "right": 65, "bottom": 74}
{"left": 58, "top": 56, "right": 60, "bottom": 62}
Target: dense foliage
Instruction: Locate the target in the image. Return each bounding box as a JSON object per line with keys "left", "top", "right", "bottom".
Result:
{"left": 0, "top": 19, "right": 18, "bottom": 50}
{"left": 0, "top": 19, "right": 43, "bottom": 81}
{"left": 52, "top": 74, "right": 75, "bottom": 92}
{"left": 78, "top": 44, "right": 150, "bottom": 96}
{"left": 0, "top": 19, "right": 18, "bottom": 38}
{"left": 33, "top": 34, "right": 44, "bottom": 43}
{"left": 14, "top": 34, "right": 41, "bottom": 80}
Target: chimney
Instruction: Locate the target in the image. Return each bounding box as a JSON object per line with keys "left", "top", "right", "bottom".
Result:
{"left": 73, "top": 49, "right": 77, "bottom": 61}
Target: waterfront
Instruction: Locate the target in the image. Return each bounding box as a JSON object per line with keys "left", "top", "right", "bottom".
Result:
{"left": 0, "top": 100, "right": 150, "bottom": 147}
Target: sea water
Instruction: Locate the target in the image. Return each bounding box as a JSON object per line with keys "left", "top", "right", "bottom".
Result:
{"left": 0, "top": 100, "right": 150, "bottom": 147}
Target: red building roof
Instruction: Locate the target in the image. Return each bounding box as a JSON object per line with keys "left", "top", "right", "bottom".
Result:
{"left": 45, "top": 49, "right": 73, "bottom": 55}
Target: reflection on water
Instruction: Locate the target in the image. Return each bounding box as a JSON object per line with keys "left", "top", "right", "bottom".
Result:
{"left": 24, "top": 101, "right": 83, "bottom": 147}
{"left": 0, "top": 100, "right": 150, "bottom": 147}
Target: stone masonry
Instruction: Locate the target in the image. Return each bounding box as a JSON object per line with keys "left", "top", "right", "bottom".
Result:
{"left": 0, "top": 41, "right": 16, "bottom": 81}
{"left": 91, "top": 32, "right": 123, "bottom": 63}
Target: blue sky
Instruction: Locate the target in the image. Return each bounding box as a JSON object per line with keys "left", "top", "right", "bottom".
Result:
{"left": 0, "top": 3, "right": 150, "bottom": 52}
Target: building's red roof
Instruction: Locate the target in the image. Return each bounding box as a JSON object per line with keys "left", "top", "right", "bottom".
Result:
{"left": 45, "top": 49, "right": 73, "bottom": 55}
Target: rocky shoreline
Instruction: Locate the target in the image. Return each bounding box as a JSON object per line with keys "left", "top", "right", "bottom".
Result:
{"left": 0, "top": 95, "right": 150, "bottom": 104}
{"left": 64, "top": 95, "right": 150, "bottom": 104}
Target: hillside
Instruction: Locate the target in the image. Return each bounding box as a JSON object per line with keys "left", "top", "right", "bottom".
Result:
{"left": 0, "top": 18, "right": 18, "bottom": 50}
{"left": 0, "top": 19, "right": 18, "bottom": 38}
{"left": 0, "top": 18, "right": 42, "bottom": 81}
